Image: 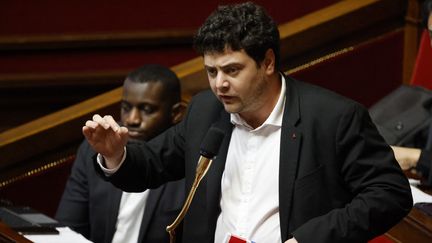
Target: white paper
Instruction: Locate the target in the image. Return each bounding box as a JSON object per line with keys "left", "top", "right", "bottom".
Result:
{"left": 24, "top": 227, "right": 92, "bottom": 243}
{"left": 410, "top": 185, "right": 432, "bottom": 204}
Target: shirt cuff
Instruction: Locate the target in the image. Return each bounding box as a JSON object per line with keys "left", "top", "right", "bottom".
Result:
{"left": 96, "top": 147, "right": 127, "bottom": 176}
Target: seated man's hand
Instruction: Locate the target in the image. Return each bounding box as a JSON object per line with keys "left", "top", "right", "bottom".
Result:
{"left": 391, "top": 146, "right": 421, "bottom": 170}
{"left": 285, "top": 238, "right": 298, "bottom": 243}
{"left": 83, "top": 114, "right": 128, "bottom": 168}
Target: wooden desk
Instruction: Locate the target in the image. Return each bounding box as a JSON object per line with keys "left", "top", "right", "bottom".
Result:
{"left": 0, "top": 221, "right": 32, "bottom": 243}
{"left": 387, "top": 206, "right": 432, "bottom": 242}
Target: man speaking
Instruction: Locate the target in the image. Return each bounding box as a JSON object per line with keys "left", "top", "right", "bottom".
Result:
{"left": 83, "top": 2, "right": 412, "bottom": 242}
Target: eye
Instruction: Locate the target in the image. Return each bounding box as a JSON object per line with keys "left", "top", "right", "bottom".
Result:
{"left": 121, "top": 102, "right": 132, "bottom": 112}
{"left": 223, "top": 65, "right": 241, "bottom": 76}
{"left": 206, "top": 67, "right": 217, "bottom": 78}
{"left": 226, "top": 67, "right": 238, "bottom": 75}
{"left": 141, "top": 105, "right": 156, "bottom": 114}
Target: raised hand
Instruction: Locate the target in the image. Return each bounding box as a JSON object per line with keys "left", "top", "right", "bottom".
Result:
{"left": 82, "top": 114, "right": 129, "bottom": 168}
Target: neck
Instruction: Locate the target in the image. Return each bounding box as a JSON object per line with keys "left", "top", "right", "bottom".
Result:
{"left": 240, "top": 73, "right": 282, "bottom": 128}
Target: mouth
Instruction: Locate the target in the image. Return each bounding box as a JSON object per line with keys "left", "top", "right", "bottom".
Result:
{"left": 219, "top": 95, "right": 235, "bottom": 104}
{"left": 127, "top": 130, "right": 145, "bottom": 138}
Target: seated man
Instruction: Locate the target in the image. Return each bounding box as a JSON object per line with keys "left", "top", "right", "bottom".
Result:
{"left": 391, "top": 0, "right": 432, "bottom": 186}
{"left": 56, "top": 64, "right": 185, "bottom": 243}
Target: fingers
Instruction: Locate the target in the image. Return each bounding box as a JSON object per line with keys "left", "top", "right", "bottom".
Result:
{"left": 85, "top": 120, "right": 99, "bottom": 129}
{"left": 92, "top": 114, "right": 121, "bottom": 131}
{"left": 83, "top": 120, "right": 99, "bottom": 140}
{"left": 86, "top": 114, "right": 119, "bottom": 130}
{"left": 82, "top": 126, "right": 92, "bottom": 140}
{"left": 93, "top": 114, "right": 109, "bottom": 129}
{"left": 104, "top": 115, "right": 120, "bottom": 132}
{"left": 118, "top": 126, "right": 129, "bottom": 144}
{"left": 118, "top": 126, "right": 128, "bottom": 135}
{"left": 83, "top": 114, "right": 126, "bottom": 138}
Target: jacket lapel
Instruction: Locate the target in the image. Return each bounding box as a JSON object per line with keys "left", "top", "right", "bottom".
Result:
{"left": 106, "top": 187, "right": 122, "bottom": 243}
{"left": 137, "top": 187, "right": 163, "bottom": 243}
{"left": 279, "top": 76, "right": 302, "bottom": 241}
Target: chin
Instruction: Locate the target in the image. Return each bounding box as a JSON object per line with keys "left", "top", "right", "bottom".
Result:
{"left": 128, "top": 135, "right": 146, "bottom": 142}
{"left": 223, "top": 104, "right": 242, "bottom": 114}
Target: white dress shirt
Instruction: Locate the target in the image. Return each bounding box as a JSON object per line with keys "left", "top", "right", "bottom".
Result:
{"left": 214, "top": 76, "right": 286, "bottom": 243}
{"left": 111, "top": 191, "right": 149, "bottom": 243}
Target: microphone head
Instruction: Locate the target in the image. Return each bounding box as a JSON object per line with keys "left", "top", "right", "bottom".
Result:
{"left": 200, "top": 127, "right": 225, "bottom": 158}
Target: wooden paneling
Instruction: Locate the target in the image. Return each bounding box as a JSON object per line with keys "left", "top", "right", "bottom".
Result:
{"left": 0, "top": 0, "right": 339, "bottom": 36}
{"left": 279, "top": 0, "right": 407, "bottom": 69}
{"left": 403, "top": 0, "right": 424, "bottom": 83}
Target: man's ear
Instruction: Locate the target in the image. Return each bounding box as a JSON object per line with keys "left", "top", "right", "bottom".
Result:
{"left": 263, "top": 49, "right": 275, "bottom": 75}
{"left": 171, "top": 101, "right": 187, "bottom": 124}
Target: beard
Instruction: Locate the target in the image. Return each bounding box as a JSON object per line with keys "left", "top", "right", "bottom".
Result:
{"left": 219, "top": 75, "right": 268, "bottom": 121}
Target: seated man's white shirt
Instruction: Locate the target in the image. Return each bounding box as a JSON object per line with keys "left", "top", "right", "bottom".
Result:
{"left": 97, "top": 151, "right": 150, "bottom": 243}
{"left": 214, "top": 76, "right": 285, "bottom": 243}
{"left": 111, "top": 190, "right": 149, "bottom": 243}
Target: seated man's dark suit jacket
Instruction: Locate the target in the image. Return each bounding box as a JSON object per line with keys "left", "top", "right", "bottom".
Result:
{"left": 56, "top": 140, "right": 185, "bottom": 243}
{"left": 98, "top": 76, "right": 412, "bottom": 243}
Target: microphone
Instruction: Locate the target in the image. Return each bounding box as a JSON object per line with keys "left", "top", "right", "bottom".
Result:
{"left": 166, "top": 126, "right": 225, "bottom": 243}
{"left": 195, "top": 126, "right": 226, "bottom": 182}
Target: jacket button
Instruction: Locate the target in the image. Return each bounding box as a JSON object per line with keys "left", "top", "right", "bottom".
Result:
{"left": 395, "top": 121, "right": 404, "bottom": 131}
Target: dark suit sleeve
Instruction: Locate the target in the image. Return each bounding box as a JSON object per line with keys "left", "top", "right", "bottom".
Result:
{"left": 55, "top": 141, "right": 91, "bottom": 238}
{"left": 293, "top": 103, "right": 413, "bottom": 242}
{"left": 417, "top": 149, "right": 432, "bottom": 185}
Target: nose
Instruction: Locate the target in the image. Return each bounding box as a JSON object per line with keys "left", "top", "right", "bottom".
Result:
{"left": 215, "top": 72, "right": 229, "bottom": 91}
{"left": 125, "top": 107, "right": 141, "bottom": 127}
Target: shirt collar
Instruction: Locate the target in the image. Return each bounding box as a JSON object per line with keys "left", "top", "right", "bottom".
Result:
{"left": 231, "top": 74, "right": 286, "bottom": 130}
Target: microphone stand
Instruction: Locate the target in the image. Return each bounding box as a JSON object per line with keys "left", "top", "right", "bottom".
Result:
{"left": 166, "top": 155, "right": 214, "bottom": 243}
{"left": 166, "top": 126, "right": 225, "bottom": 243}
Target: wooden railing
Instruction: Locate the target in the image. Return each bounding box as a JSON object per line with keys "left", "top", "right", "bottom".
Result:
{"left": 279, "top": 0, "right": 408, "bottom": 68}
{"left": 0, "top": 29, "right": 195, "bottom": 51}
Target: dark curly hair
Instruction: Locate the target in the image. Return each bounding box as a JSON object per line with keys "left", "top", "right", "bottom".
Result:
{"left": 193, "top": 2, "right": 280, "bottom": 69}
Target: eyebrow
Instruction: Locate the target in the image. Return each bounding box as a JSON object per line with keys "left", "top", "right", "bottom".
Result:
{"left": 121, "top": 100, "right": 158, "bottom": 107}
{"left": 204, "top": 65, "right": 215, "bottom": 69}
{"left": 204, "top": 63, "right": 244, "bottom": 69}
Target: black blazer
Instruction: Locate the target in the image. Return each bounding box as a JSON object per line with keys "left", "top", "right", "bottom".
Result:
{"left": 56, "top": 140, "right": 185, "bottom": 243}
{"left": 102, "top": 76, "right": 412, "bottom": 243}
